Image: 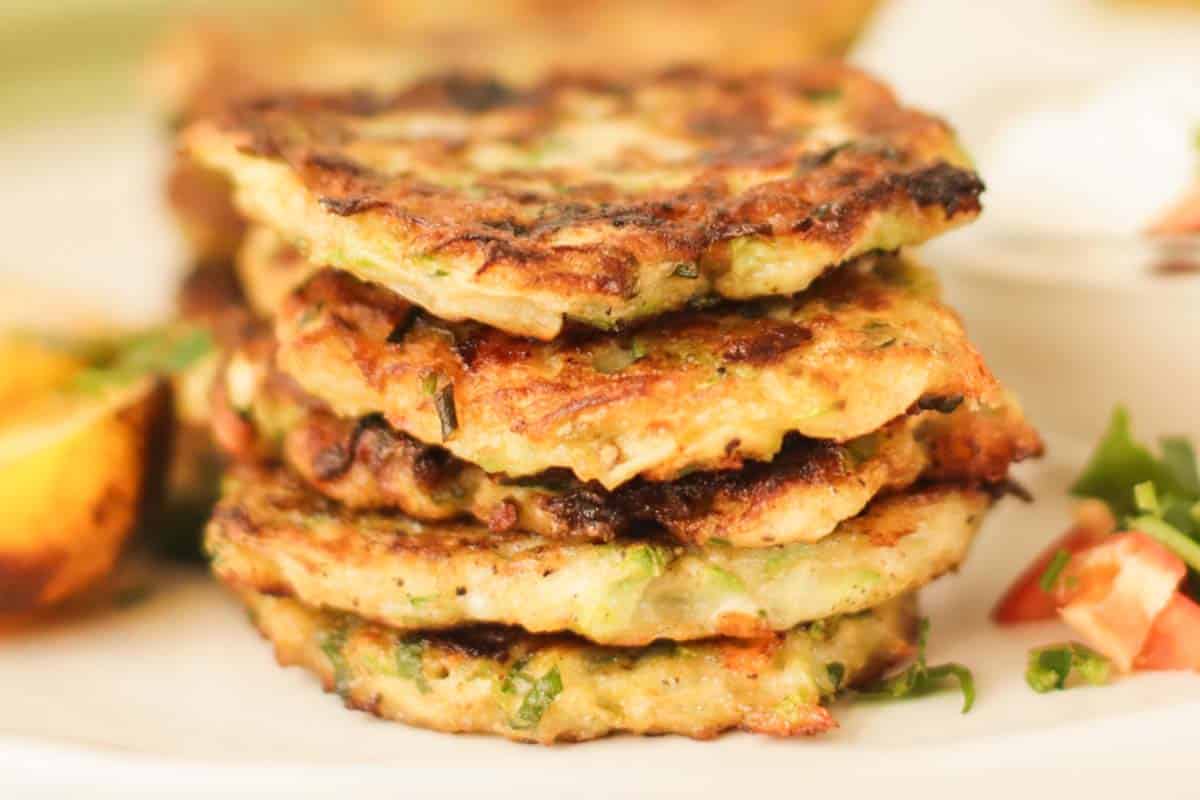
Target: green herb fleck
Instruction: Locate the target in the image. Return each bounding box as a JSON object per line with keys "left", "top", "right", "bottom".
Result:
{"left": 394, "top": 639, "right": 430, "bottom": 693}
{"left": 707, "top": 564, "right": 746, "bottom": 592}
{"left": 1071, "top": 407, "right": 1196, "bottom": 518}
{"left": 858, "top": 618, "right": 975, "bottom": 713}
{"left": 805, "top": 87, "right": 843, "bottom": 103}
{"left": 435, "top": 383, "right": 458, "bottom": 440}
{"left": 826, "top": 662, "right": 846, "bottom": 691}
{"left": 672, "top": 262, "right": 700, "bottom": 279}
{"left": 1134, "top": 480, "right": 1160, "bottom": 515}
{"left": 421, "top": 371, "right": 440, "bottom": 396}
{"left": 1026, "top": 642, "right": 1111, "bottom": 693}
{"left": 1039, "top": 549, "right": 1072, "bottom": 593}
{"left": 319, "top": 627, "right": 351, "bottom": 697}
{"left": 502, "top": 658, "right": 564, "bottom": 729}
{"left": 72, "top": 326, "right": 213, "bottom": 394}
{"left": 592, "top": 339, "right": 647, "bottom": 374}
{"left": 512, "top": 666, "right": 563, "bottom": 729}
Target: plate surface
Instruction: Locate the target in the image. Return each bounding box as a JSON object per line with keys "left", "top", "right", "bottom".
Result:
{"left": 2, "top": 114, "right": 1200, "bottom": 799}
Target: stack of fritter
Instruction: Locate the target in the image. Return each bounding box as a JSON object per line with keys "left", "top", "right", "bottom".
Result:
{"left": 177, "top": 64, "right": 1041, "bottom": 742}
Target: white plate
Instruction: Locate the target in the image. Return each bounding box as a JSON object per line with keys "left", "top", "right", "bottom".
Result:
{"left": 3, "top": 115, "right": 1200, "bottom": 799}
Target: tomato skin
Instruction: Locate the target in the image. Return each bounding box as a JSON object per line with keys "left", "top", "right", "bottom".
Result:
{"left": 992, "top": 506, "right": 1113, "bottom": 625}
{"left": 1148, "top": 185, "right": 1200, "bottom": 236}
{"left": 1056, "top": 533, "right": 1186, "bottom": 672}
{"left": 1135, "top": 593, "right": 1200, "bottom": 672}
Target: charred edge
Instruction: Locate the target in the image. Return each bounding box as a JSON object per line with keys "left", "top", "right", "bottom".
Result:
{"left": 721, "top": 324, "right": 813, "bottom": 364}
{"left": 916, "top": 394, "right": 964, "bottom": 414}
{"left": 900, "top": 163, "right": 985, "bottom": 216}
{"left": 319, "top": 196, "right": 386, "bottom": 216}
{"left": 426, "top": 624, "right": 523, "bottom": 660}
{"left": 312, "top": 413, "right": 390, "bottom": 482}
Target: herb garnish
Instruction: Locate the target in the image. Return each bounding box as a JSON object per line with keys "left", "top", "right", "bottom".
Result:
{"left": 1039, "top": 549, "right": 1072, "bottom": 592}
{"left": 1026, "top": 642, "right": 1111, "bottom": 693}
{"left": 858, "top": 618, "right": 975, "bottom": 713}
{"left": 1072, "top": 407, "right": 1200, "bottom": 590}
{"left": 71, "top": 326, "right": 213, "bottom": 394}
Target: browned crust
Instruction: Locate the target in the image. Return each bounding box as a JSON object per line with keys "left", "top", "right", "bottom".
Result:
{"left": 275, "top": 256, "right": 999, "bottom": 485}
{"left": 187, "top": 64, "right": 981, "bottom": 322}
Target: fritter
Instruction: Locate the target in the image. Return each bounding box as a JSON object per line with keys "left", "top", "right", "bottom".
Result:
{"left": 274, "top": 256, "right": 997, "bottom": 488}
{"left": 237, "top": 589, "right": 916, "bottom": 743}
{"left": 184, "top": 65, "right": 983, "bottom": 339}
{"left": 212, "top": 334, "right": 1040, "bottom": 546}
{"left": 151, "top": 2, "right": 879, "bottom": 123}
{"left": 206, "top": 467, "right": 989, "bottom": 646}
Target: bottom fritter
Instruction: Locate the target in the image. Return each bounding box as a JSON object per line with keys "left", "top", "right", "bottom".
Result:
{"left": 238, "top": 589, "right": 919, "bottom": 743}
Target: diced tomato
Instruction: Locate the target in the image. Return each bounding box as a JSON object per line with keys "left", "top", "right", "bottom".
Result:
{"left": 991, "top": 501, "right": 1114, "bottom": 625}
{"left": 1056, "top": 533, "right": 1186, "bottom": 672}
{"left": 1135, "top": 592, "right": 1200, "bottom": 672}
{"left": 1148, "top": 184, "right": 1200, "bottom": 236}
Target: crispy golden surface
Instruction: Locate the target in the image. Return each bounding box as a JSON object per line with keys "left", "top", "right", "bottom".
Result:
{"left": 185, "top": 65, "right": 982, "bottom": 338}
{"left": 206, "top": 467, "right": 988, "bottom": 646}
{"left": 273, "top": 256, "right": 998, "bottom": 488}
{"left": 236, "top": 588, "right": 915, "bottom": 743}
{"left": 212, "top": 330, "right": 1040, "bottom": 546}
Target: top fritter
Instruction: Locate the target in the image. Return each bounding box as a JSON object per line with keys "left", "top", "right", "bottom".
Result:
{"left": 184, "top": 64, "right": 983, "bottom": 339}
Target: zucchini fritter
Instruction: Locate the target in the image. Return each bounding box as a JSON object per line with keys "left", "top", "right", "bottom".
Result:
{"left": 274, "top": 256, "right": 997, "bottom": 488}
{"left": 206, "top": 468, "right": 988, "bottom": 646}
{"left": 238, "top": 589, "right": 916, "bottom": 743}
{"left": 213, "top": 335, "right": 1040, "bottom": 546}
{"left": 184, "top": 65, "right": 982, "bottom": 339}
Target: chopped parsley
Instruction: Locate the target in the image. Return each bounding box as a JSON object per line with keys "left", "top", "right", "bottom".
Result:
{"left": 1039, "top": 549, "right": 1072, "bottom": 592}
{"left": 672, "top": 262, "right": 700, "bottom": 279}
{"left": 435, "top": 383, "right": 458, "bottom": 440}
{"left": 1073, "top": 407, "right": 1200, "bottom": 589}
{"left": 421, "top": 371, "right": 440, "bottom": 396}
{"left": 502, "top": 659, "right": 564, "bottom": 730}
{"left": 394, "top": 639, "right": 430, "bottom": 693}
{"left": 858, "top": 618, "right": 975, "bottom": 713}
{"left": 71, "top": 326, "right": 213, "bottom": 394}
{"left": 825, "top": 662, "right": 846, "bottom": 692}
{"left": 1026, "top": 642, "right": 1111, "bottom": 693}
{"left": 319, "top": 626, "right": 352, "bottom": 697}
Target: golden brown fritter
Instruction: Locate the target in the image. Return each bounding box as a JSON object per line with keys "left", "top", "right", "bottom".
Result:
{"left": 206, "top": 467, "right": 989, "bottom": 646}
{"left": 184, "top": 65, "right": 982, "bottom": 338}
{"left": 236, "top": 588, "right": 915, "bottom": 743}
{"left": 273, "top": 255, "right": 998, "bottom": 488}
{"left": 211, "top": 330, "right": 1040, "bottom": 546}
{"left": 153, "top": 2, "right": 880, "bottom": 265}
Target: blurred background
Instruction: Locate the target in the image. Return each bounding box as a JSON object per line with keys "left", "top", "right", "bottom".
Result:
{"left": 0, "top": 0, "right": 1196, "bottom": 437}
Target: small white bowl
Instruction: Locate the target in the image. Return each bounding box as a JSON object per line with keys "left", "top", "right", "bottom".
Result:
{"left": 928, "top": 232, "right": 1200, "bottom": 443}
